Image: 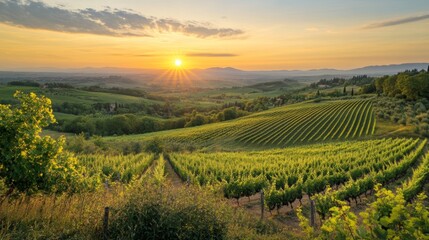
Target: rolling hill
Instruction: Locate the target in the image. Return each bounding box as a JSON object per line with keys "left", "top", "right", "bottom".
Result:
{"left": 108, "top": 98, "right": 376, "bottom": 149}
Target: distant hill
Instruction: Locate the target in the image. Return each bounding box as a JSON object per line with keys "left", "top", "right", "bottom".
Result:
{"left": 349, "top": 63, "right": 429, "bottom": 75}
{"left": 246, "top": 79, "right": 299, "bottom": 92}
{"left": 1, "top": 63, "right": 427, "bottom": 88}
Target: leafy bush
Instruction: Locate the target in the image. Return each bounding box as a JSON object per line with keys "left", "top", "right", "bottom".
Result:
{"left": 0, "top": 91, "right": 85, "bottom": 194}
{"left": 144, "top": 138, "right": 164, "bottom": 154}
{"left": 298, "top": 186, "right": 429, "bottom": 239}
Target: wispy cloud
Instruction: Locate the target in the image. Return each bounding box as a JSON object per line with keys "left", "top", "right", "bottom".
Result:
{"left": 0, "top": 0, "right": 244, "bottom": 38}
{"left": 186, "top": 53, "right": 238, "bottom": 57}
{"left": 362, "top": 13, "right": 429, "bottom": 29}
{"left": 109, "top": 53, "right": 158, "bottom": 57}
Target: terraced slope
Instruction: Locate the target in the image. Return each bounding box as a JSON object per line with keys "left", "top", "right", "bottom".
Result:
{"left": 109, "top": 98, "right": 376, "bottom": 148}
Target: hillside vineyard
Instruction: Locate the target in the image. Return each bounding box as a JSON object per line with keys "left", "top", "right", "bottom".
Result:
{"left": 157, "top": 99, "right": 376, "bottom": 147}
{"left": 169, "top": 138, "right": 426, "bottom": 210}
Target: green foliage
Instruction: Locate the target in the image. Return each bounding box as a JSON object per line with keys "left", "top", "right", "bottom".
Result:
{"left": 223, "top": 176, "right": 267, "bottom": 201}
{"left": 152, "top": 155, "right": 166, "bottom": 184}
{"left": 375, "top": 71, "right": 429, "bottom": 100}
{"left": 360, "top": 186, "right": 429, "bottom": 239}
{"left": 360, "top": 82, "right": 376, "bottom": 94}
{"left": 7, "top": 81, "right": 41, "bottom": 87}
{"left": 320, "top": 204, "right": 358, "bottom": 239}
{"left": 222, "top": 107, "right": 238, "bottom": 120}
{"left": 60, "top": 114, "right": 186, "bottom": 136}
{"left": 77, "top": 153, "right": 154, "bottom": 185}
{"left": 185, "top": 112, "right": 207, "bottom": 127}
{"left": 0, "top": 91, "right": 84, "bottom": 194}
{"left": 296, "top": 207, "right": 315, "bottom": 239}
{"left": 373, "top": 96, "right": 429, "bottom": 137}
{"left": 402, "top": 151, "right": 429, "bottom": 202}
{"left": 170, "top": 138, "right": 419, "bottom": 212}
{"left": 125, "top": 99, "right": 376, "bottom": 149}
{"left": 310, "top": 75, "right": 374, "bottom": 89}
{"left": 0, "top": 182, "right": 291, "bottom": 239}
{"left": 313, "top": 186, "right": 338, "bottom": 220}
{"left": 107, "top": 183, "right": 289, "bottom": 240}
{"left": 265, "top": 183, "right": 283, "bottom": 212}
{"left": 144, "top": 137, "right": 164, "bottom": 154}
{"left": 299, "top": 187, "right": 429, "bottom": 240}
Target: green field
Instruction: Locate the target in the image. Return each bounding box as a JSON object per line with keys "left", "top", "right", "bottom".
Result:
{"left": 0, "top": 85, "right": 161, "bottom": 105}
{"left": 107, "top": 98, "right": 376, "bottom": 148}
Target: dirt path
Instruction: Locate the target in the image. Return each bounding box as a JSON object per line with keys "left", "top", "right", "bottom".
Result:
{"left": 164, "top": 158, "right": 184, "bottom": 187}
{"left": 162, "top": 156, "right": 306, "bottom": 230}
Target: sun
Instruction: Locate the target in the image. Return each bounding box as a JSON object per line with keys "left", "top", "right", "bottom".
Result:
{"left": 174, "top": 58, "right": 182, "bottom": 67}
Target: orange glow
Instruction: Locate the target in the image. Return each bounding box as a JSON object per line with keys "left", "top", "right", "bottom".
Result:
{"left": 157, "top": 59, "right": 199, "bottom": 88}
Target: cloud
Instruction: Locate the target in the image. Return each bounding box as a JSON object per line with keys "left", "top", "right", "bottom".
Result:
{"left": 186, "top": 52, "right": 238, "bottom": 57}
{"left": 0, "top": 0, "right": 244, "bottom": 38}
{"left": 109, "top": 53, "right": 158, "bottom": 57}
{"left": 362, "top": 13, "right": 429, "bottom": 29}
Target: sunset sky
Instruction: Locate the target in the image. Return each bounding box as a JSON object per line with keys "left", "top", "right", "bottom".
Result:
{"left": 0, "top": 0, "right": 428, "bottom": 70}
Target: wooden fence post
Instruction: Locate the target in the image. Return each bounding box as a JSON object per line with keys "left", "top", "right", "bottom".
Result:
{"left": 310, "top": 200, "right": 315, "bottom": 228}
{"left": 261, "top": 190, "right": 264, "bottom": 220}
{"left": 103, "top": 207, "right": 109, "bottom": 240}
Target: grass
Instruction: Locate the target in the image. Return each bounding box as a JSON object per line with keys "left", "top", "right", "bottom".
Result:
{"left": 0, "top": 85, "right": 162, "bottom": 105}
{"left": 374, "top": 118, "right": 417, "bottom": 138}
{"left": 54, "top": 112, "right": 79, "bottom": 121}
{"left": 0, "top": 181, "right": 296, "bottom": 239}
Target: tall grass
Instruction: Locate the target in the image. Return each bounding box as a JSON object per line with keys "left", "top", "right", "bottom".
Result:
{"left": 0, "top": 180, "right": 293, "bottom": 239}
{"left": 0, "top": 186, "right": 127, "bottom": 239}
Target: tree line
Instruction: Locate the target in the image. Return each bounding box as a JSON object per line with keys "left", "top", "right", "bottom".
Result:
{"left": 375, "top": 69, "right": 429, "bottom": 100}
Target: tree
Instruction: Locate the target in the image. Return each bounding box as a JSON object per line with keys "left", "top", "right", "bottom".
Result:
{"left": 223, "top": 107, "right": 237, "bottom": 120}
{"left": 351, "top": 88, "right": 354, "bottom": 96}
{"left": 0, "top": 91, "right": 83, "bottom": 195}
{"left": 185, "top": 113, "right": 206, "bottom": 127}
{"left": 360, "top": 83, "right": 376, "bottom": 94}
{"left": 396, "top": 74, "right": 419, "bottom": 100}
{"left": 416, "top": 72, "right": 429, "bottom": 98}
{"left": 375, "top": 76, "right": 387, "bottom": 94}
{"left": 343, "top": 86, "right": 346, "bottom": 95}
{"left": 383, "top": 75, "right": 399, "bottom": 97}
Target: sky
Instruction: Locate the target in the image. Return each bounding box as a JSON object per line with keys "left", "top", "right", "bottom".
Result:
{"left": 0, "top": 0, "right": 428, "bottom": 70}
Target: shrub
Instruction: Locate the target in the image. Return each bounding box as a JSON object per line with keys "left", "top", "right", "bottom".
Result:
{"left": 0, "top": 91, "right": 85, "bottom": 195}
{"left": 144, "top": 138, "right": 164, "bottom": 154}
{"left": 109, "top": 184, "right": 229, "bottom": 240}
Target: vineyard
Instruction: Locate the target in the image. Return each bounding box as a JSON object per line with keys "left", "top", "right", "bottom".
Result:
{"left": 169, "top": 138, "right": 427, "bottom": 213}
{"left": 111, "top": 98, "right": 376, "bottom": 148}
{"left": 2, "top": 91, "right": 429, "bottom": 239}
{"left": 77, "top": 153, "right": 155, "bottom": 184}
